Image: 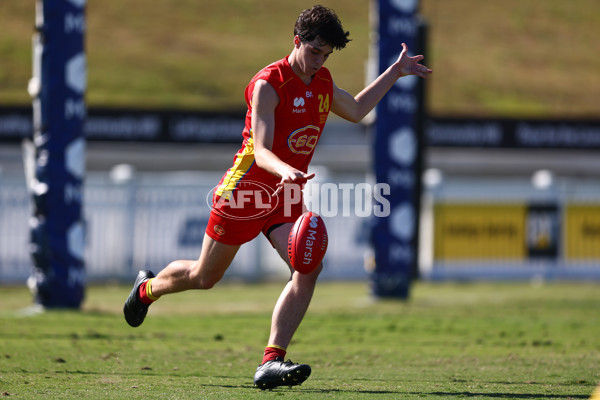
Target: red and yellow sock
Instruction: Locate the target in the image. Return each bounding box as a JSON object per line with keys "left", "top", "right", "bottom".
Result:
{"left": 139, "top": 278, "right": 160, "bottom": 305}
{"left": 262, "top": 344, "right": 286, "bottom": 365}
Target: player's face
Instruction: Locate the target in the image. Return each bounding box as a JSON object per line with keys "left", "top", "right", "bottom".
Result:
{"left": 295, "top": 36, "right": 333, "bottom": 75}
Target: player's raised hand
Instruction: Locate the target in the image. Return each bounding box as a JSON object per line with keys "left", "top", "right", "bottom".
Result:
{"left": 396, "top": 43, "right": 432, "bottom": 79}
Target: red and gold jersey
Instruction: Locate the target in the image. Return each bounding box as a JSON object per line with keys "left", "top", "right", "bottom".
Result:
{"left": 215, "top": 56, "right": 333, "bottom": 201}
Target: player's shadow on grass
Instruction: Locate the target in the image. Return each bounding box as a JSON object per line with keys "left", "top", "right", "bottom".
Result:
{"left": 294, "top": 387, "right": 590, "bottom": 398}
{"left": 297, "top": 388, "right": 404, "bottom": 395}
{"left": 414, "top": 392, "right": 589, "bottom": 399}
{"left": 306, "top": 389, "right": 590, "bottom": 398}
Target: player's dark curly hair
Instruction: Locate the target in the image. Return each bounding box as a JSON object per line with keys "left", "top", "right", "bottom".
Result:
{"left": 294, "top": 5, "right": 350, "bottom": 50}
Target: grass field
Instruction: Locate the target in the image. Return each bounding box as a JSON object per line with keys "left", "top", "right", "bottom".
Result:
{"left": 1, "top": 0, "right": 599, "bottom": 116}
{"left": 1, "top": 281, "right": 598, "bottom": 399}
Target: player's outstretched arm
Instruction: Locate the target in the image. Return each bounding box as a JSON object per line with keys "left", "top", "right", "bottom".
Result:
{"left": 331, "top": 42, "right": 431, "bottom": 123}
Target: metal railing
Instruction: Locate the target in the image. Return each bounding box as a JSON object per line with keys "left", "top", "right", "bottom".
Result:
{"left": 2, "top": 169, "right": 599, "bottom": 285}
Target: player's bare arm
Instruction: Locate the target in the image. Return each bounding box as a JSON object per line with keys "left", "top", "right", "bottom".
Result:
{"left": 331, "top": 42, "right": 432, "bottom": 123}
{"left": 252, "top": 79, "right": 315, "bottom": 194}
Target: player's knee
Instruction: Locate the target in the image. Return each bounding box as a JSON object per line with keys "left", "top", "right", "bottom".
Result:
{"left": 313, "top": 262, "right": 324, "bottom": 279}
{"left": 189, "top": 265, "right": 221, "bottom": 290}
{"left": 197, "top": 278, "right": 217, "bottom": 290}
{"left": 295, "top": 262, "right": 323, "bottom": 284}
{"left": 191, "top": 273, "right": 218, "bottom": 289}
{"left": 192, "top": 275, "right": 218, "bottom": 290}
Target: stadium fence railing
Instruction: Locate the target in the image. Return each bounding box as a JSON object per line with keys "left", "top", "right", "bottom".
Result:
{"left": 1, "top": 169, "right": 599, "bottom": 284}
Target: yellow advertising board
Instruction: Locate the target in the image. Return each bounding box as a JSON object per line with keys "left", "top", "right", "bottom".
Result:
{"left": 564, "top": 204, "right": 600, "bottom": 259}
{"left": 434, "top": 204, "right": 527, "bottom": 260}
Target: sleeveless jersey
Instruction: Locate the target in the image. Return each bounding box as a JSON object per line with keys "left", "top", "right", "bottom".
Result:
{"left": 214, "top": 57, "right": 333, "bottom": 204}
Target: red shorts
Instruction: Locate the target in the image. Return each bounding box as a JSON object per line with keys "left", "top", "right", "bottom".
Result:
{"left": 205, "top": 194, "right": 304, "bottom": 246}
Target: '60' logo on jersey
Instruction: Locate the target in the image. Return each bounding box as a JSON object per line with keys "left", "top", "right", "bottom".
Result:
{"left": 288, "top": 125, "right": 320, "bottom": 155}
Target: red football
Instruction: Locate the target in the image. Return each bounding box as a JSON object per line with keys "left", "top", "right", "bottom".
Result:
{"left": 287, "top": 212, "right": 328, "bottom": 274}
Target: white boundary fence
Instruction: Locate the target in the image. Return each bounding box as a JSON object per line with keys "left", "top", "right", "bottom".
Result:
{"left": 2, "top": 169, "right": 600, "bottom": 285}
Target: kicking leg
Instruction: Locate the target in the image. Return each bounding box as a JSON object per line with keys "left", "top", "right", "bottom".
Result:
{"left": 267, "top": 263, "right": 322, "bottom": 350}
{"left": 253, "top": 223, "right": 321, "bottom": 389}
{"left": 267, "top": 223, "right": 322, "bottom": 351}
